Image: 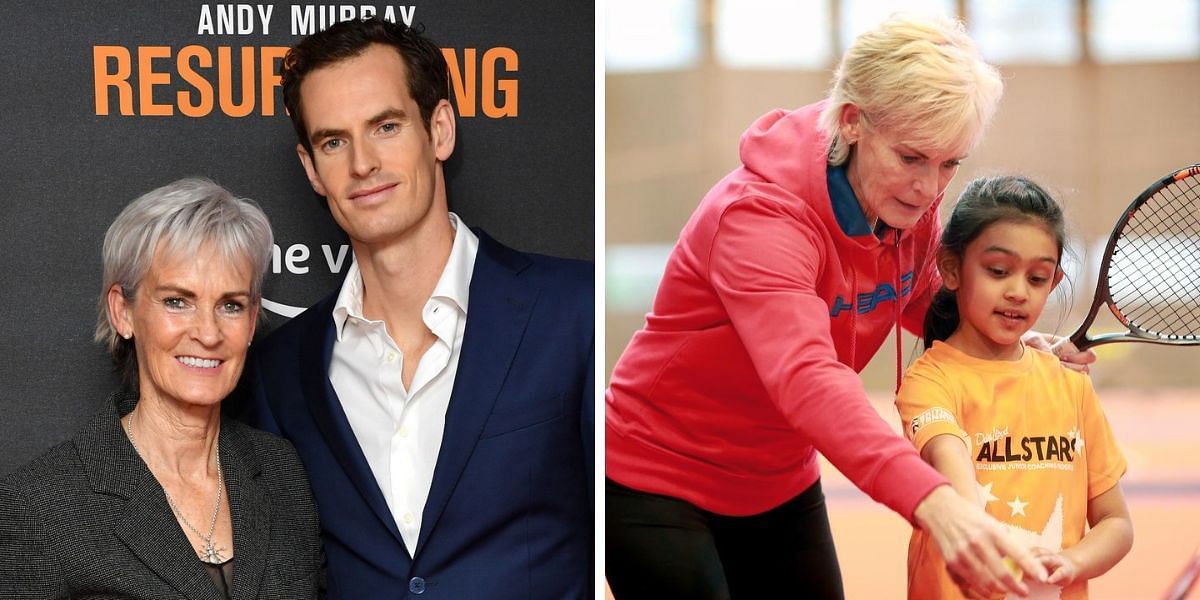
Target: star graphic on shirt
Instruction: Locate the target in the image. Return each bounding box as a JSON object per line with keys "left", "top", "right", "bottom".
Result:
{"left": 999, "top": 495, "right": 1065, "bottom": 600}
{"left": 1070, "top": 427, "right": 1085, "bottom": 453}
{"left": 977, "top": 481, "right": 998, "bottom": 507}
{"left": 1007, "top": 496, "right": 1028, "bottom": 517}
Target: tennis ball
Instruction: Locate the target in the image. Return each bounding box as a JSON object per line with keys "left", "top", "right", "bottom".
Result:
{"left": 1003, "top": 556, "right": 1024, "bottom": 580}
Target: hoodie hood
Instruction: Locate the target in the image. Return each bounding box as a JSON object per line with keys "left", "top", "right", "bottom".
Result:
{"left": 737, "top": 100, "right": 942, "bottom": 245}
{"left": 738, "top": 103, "right": 830, "bottom": 210}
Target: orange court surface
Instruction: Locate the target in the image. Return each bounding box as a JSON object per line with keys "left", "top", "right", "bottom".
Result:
{"left": 825, "top": 390, "right": 1200, "bottom": 600}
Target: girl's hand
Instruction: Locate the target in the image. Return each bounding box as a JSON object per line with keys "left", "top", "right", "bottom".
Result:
{"left": 1032, "top": 547, "right": 1080, "bottom": 587}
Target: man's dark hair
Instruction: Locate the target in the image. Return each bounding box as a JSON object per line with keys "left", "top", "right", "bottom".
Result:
{"left": 281, "top": 17, "right": 450, "bottom": 156}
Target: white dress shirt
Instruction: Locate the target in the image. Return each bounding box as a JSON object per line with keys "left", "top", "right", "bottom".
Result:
{"left": 329, "top": 213, "right": 478, "bottom": 557}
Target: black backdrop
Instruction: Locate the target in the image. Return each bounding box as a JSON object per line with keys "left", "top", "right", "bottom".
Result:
{"left": 0, "top": 1, "right": 594, "bottom": 476}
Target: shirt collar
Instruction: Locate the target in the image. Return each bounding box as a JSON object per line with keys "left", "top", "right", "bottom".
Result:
{"left": 331, "top": 212, "right": 478, "bottom": 342}
{"left": 431, "top": 212, "right": 477, "bottom": 315}
{"left": 826, "top": 162, "right": 874, "bottom": 237}
{"left": 827, "top": 162, "right": 898, "bottom": 241}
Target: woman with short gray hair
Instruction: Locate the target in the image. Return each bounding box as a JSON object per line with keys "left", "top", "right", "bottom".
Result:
{"left": 0, "top": 178, "right": 323, "bottom": 599}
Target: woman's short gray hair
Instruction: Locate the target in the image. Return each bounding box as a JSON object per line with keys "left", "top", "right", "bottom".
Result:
{"left": 95, "top": 178, "right": 274, "bottom": 381}
{"left": 819, "top": 14, "right": 1004, "bottom": 166}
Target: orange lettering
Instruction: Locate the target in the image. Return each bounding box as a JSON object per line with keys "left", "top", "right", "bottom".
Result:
{"left": 137, "top": 46, "right": 173, "bottom": 116}
{"left": 177, "top": 45, "right": 214, "bottom": 117}
{"left": 259, "top": 46, "right": 288, "bottom": 117}
{"left": 482, "top": 47, "right": 518, "bottom": 118}
{"left": 444, "top": 48, "right": 476, "bottom": 117}
{"left": 93, "top": 46, "right": 133, "bottom": 115}
{"left": 217, "top": 46, "right": 255, "bottom": 118}
{"left": 91, "top": 45, "right": 515, "bottom": 119}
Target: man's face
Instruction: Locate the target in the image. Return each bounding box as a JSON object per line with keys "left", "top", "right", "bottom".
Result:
{"left": 296, "top": 44, "right": 455, "bottom": 247}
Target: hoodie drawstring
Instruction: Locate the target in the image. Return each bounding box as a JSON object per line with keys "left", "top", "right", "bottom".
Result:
{"left": 894, "top": 230, "right": 904, "bottom": 395}
{"left": 849, "top": 268, "right": 858, "bottom": 369}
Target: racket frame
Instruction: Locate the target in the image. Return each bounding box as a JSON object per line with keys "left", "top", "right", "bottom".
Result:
{"left": 1068, "top": 164, "right": 1200, "bottom": 350}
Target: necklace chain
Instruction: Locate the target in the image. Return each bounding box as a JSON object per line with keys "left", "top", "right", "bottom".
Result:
{"left": 124, "top": 413, "right": 227, "bottom": 564}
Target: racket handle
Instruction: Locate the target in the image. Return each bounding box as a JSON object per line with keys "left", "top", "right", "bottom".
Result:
{"left": 1164, "top": 549, "right": 1200, "bottom": 600}
{"left": 1048, "top": 334, "right": 1091, "bottom": 353}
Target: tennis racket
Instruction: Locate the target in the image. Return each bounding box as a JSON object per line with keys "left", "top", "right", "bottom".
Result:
{"left": 1062, "top": 164, "right": 1200, "bottom": 350}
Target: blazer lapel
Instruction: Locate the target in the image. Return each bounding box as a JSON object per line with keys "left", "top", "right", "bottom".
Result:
{"left": 221, "top": 421, "right": 271, "bottom": 600}
{"left": 115, "top": 491, "right": 219, "bottom": 600}
{"left": 416, "top": 233, "right": 536, "bottom": 557}
{"left": 298, "top": 299, "right": 406, "bottom": 548}
{"left": 79, "top": 393, "right": 219, "bottom": 600}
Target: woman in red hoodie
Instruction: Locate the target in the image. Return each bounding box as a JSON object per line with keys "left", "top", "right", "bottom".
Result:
{"left": 606, "top": 15, "right": 1092, "bottom": 600}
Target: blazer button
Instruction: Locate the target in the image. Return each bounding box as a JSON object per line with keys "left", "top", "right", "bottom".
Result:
{"left": 409, "top": 576, "right": 426, "bottom": 594}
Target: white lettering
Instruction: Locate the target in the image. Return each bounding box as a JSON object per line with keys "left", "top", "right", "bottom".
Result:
{"left": 256, "top": 4, "right": 274, "bottom": 35}
{"left": 322, "top": 244, "right": 351, "bottom": 273}
{"left": 974, "top": 426, "right": 1010, "bottom": 447}
{"left": 237, "top": 5, "right": 254, "bottom": 33}
{"left": 200, "top": 4, "right": 273, "bottom": 35}
{"left": 397, "top": 5, "right": 415, "bottom": 26}
{"left": 286, "top": 243, "right": 311, "bottom": 274}
{"left": 292, "top": 5, "right": 416, "bottom": 34}
{"left": 198, "top": 5, "right": 215, "bottom": 35}
{"left": 272, "top": 243, "right": 348, "bottom": 274}
{"left": 291, "top": 5, "right": 315, "bottom": 36}
{"left": 217, "top": 5, "right": 235, "bottom": 34}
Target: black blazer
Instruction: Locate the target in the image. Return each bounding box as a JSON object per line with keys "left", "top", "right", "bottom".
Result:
{"left": 0, "top": 392, "right": 323, "bottom": 599}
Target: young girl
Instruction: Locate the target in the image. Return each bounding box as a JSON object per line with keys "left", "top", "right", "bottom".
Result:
{"left": 895, "top": 175, "right": 1133, "bottom": 599}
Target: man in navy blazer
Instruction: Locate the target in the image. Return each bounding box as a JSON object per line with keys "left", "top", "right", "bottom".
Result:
{"left": 239, "top": 18, "right": 593, "bottom": 598}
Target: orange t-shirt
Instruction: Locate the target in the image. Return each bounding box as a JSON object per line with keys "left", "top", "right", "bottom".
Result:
{"left": 895, "top": 342, "right": 1126, "bottom": 600}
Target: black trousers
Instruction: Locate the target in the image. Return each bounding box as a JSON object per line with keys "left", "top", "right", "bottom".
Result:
{"left": 606, "top": 478, "right": 845, "bottom": 600}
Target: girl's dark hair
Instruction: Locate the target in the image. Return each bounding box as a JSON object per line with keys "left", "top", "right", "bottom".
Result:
{"left": 924, "top": 175, "right": 1067, "bottom": 348}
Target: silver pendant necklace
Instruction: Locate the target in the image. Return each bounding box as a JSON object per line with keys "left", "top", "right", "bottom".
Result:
{"left": 125, "top": 413, "right": 227, "bottom": 564}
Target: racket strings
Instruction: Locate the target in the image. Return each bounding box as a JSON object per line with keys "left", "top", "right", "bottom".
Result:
{"left": 1106, "top": 175, "right": 1200, "bottom": 339}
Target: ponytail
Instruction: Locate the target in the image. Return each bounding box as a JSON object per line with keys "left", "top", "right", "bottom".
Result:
{"left": 923, "top": 287, "right": 959, "bottom": 349}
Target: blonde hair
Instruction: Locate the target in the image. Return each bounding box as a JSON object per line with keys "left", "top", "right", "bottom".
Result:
{"left": 819, "top": 14, "right": 1003, "bottom": 166}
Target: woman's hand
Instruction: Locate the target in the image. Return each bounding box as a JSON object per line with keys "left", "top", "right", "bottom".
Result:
{"left": 1022, "top": 332, "right": 1096, "bottom": 374}
{"left": 913, "top": 486, "right": 1049, "bottom": 598}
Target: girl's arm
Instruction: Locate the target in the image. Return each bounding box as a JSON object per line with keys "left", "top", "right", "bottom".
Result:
{"left": 1040, "top": 483, "right": 1134, "bottom": 586}
{"left": 920, "top": 433, "right": 979, "bottom": 504}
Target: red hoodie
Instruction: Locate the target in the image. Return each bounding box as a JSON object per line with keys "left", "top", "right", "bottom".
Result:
{"left": 606, "top": 101, "right": 948, "bottom": 519}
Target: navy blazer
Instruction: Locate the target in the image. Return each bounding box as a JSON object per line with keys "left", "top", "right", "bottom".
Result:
{"left": 240, "top": 231, "right": 593, "bottom": 599}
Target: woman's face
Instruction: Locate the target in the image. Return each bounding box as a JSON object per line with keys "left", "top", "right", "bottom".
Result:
{"left": 841, "top": 105, "right": 973, "bottom": 230}
{"left": 110, "top": 243, "right": 256, "bottom": 410}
